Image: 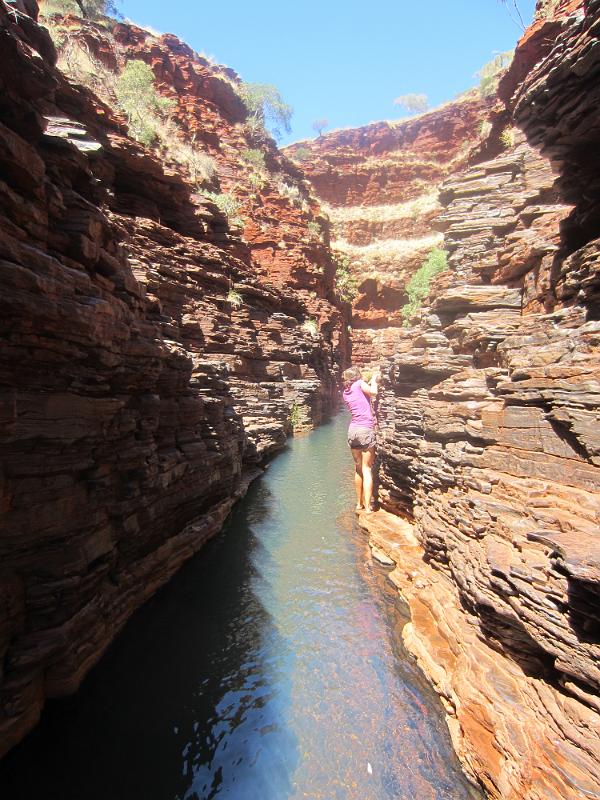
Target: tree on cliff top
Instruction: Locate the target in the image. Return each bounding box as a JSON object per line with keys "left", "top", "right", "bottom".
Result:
{"left": 393, "top": 93, "right": 429, "bottom": 116}
{"left": 239, "top": 82, "right": 293, "bottom": 141}
{"left": 312, "top": 118, "right": 329, "bottom": 138}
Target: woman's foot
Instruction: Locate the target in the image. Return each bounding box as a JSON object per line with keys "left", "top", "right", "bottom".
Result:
{"left": 355, "top": 504, "right": 365, "bottom": 512}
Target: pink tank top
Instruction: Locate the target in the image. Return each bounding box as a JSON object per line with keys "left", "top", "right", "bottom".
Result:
{"left": 343, "top": 380, "right": 374, "bottom": 428}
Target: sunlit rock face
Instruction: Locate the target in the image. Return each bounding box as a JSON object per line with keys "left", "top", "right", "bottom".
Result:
{"left": 284, "top": 96, "right": 491, "bottom": 365}
{"left": 372, "top": 0, "right": 600, "bottom": 796}
{"left": 0, "top": 0, "right": 346, "bottom": 755}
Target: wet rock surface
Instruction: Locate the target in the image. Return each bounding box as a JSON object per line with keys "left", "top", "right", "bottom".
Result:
{"left": 0, "top": 1, "right": 346, "bottom": 755}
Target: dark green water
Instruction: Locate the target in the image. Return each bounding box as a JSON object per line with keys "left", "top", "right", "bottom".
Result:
{"left": 0, "top": 414, "right": 481, "bottom": 800}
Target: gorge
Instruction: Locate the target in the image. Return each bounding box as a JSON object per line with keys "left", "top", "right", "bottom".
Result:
{"left": 0, "top": 0, "right": 599, "bottom": 798}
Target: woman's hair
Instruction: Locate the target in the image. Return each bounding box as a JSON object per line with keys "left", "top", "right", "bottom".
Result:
{"left": 342, "top": 366, "right": 361, "bottom": 390}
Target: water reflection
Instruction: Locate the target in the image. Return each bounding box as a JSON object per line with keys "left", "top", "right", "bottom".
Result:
{"left": 0, "top": 415, "right": 481, "bottom": 800}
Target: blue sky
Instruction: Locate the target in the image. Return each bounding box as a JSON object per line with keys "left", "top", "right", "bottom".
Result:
{"left": 120, "top": 0, "right": 537, "bottom": 145}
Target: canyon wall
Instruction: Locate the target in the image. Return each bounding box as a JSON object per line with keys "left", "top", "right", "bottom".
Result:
{"left": 362, "top": 0, "right": 599, "bottom": 797}
{"left": 285, "top": 95, "right": 491, "bottom": 365}
{"left": 0, "top": 1, "right": 346, "bottom": 755}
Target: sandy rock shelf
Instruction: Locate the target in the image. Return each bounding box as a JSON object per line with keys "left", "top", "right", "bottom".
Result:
{"left": 358, "top": 509, "right": 600, "bottom": 800}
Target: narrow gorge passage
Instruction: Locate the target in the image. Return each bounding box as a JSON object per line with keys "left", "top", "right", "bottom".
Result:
{"left": 0, "top": 414, "right": 480, "bottom": 800}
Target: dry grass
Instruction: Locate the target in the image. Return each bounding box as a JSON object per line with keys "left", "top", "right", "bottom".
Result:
{"left": 323, "top": 192, "right": 439, "bottom": 225}
{"left": 44, "top": 20, "right": 117, "bottom": 103}
{"left": 333, "top": 233, "right": 442, "bottom": 258}
{"left": 332, "top": 233, "right": 443, "bottom": 275}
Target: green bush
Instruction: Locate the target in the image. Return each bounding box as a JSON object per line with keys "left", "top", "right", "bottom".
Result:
{"left": 288, "top": 401, "right": 301, "bottom": 429}
{"left": 239, "top": 82, "right": 292, "bottom": 140}
{"left": 500, "top": 127, "right": 516, "bottom": 149}
{"left": 115, "top": 60, "right": 174, "bottom": 145}
{"left": 226, "top": 288, "right": 243, "bottom": 308}
{"left": 401, "top": 247, "right": 447, "bottom": 325}
{"left": 204, "top": 191, "right": 243, "bottom": 226}
{"left": 333, "top": 251, "right": 358, "bottom": 302}
{"left": 248, "top": 172, "right": 266, "bottom": 191}
{"left": 307, "top": 220, "right": 322, "bottom": 240}
{"left": 292, "top": 146, "right": 311, "bottom": 162}
{"left": 241, "top": 147, "right": 267, "bottom": 171}
{"left": 41, "top": 0, "right": 119, "bottom": 19}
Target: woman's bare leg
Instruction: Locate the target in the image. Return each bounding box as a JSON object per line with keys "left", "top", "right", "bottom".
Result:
{"left": 351, "top": 448, "right": 364, "bottom": 509}
{"left": 362, "top": 446, "right": 375, "bottom": 511}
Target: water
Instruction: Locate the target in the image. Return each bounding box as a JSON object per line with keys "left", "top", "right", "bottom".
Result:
{"left": 0, "top": 414, "right": 481, "bottom": 800}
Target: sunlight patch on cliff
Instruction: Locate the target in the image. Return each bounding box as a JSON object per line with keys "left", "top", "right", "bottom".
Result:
{"left": 333, "top": 232, "right": 442, "bottom": 259}
{"left": 323, "top": 193, "right": 440, "bottom": 224}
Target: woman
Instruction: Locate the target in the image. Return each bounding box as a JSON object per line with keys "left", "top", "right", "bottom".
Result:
{"left": 342, "top": 366, "right": 379, "bottom": 513}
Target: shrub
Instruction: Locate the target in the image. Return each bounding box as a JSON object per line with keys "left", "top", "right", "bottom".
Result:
{"left": 288, "top": 401, "right": 301, "bottom": 429}
{"left": 332, "top": 251, "right": 358, "bottom": 302}
{"left": 226, "top": 288, "right": 243, "bottom": 308}
{"left": 307, "top": 220, "right": 322, "bottom": 240}
{"left": 204, "top": 191, "right": 243, "bottom": 226}
{"left": 500, "top": 127, "right": 516, "bottom": 149}
{"left": 241, "top": 147, "right": 267, "bottom": 171}
{"left": 41, "top": 0, "right": 120, "bottom": 19}
{"left": 477, "top": 51, "right": 513, "bottom": 98}
{"left": 41, "top": 0, "right": 79, "bottom": 15}
{"left": 243, "top": 117, "right": 267, "bottom": 142}
{"left": 169, "top": 139, "right": 217, "bottom": 188}
{"left": 276, "top": 176, "right": 301, "bottom": 205}
{"left": 401, "top": 247, "right": 447, "bottom": 325}
{"left": 393, "top": 93, "right": 428, "bottom": 115}
{"left": 302, "top": 319, "right": 319, "bottom": 337}
{"left": 292, "top": 146, "right": 311, "bottom": 162}
{"left": 248, "top": 172, "right": 266, "bottom": 191}
{"left": 239, "top": 82, "right": 292, "bottom": 140}
{"left": 115, "top": 60, "right": 175, "bottom": 146}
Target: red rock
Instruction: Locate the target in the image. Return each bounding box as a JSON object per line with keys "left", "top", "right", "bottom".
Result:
{"left": 0, "top": 0, "right": 347, "bottom": 756}
{"left": 285, "top": 95, "right": 491, "bottom": 365}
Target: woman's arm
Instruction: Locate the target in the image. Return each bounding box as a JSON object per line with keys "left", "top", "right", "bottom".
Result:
{"left": 360, "top": 373, "right": 379, "bottom": 397}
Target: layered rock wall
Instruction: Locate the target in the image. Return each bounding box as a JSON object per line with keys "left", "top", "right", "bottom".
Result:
{"left": 0, "top": 1, "right": 346, "bottom": 755}
{"left": 285, "top": 97, "right": 491, "bottom": 365}
{"left": 369, "top": 1, "right": 600, "bottom": 796}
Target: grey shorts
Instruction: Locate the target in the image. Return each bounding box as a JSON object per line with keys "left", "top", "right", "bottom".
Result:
{"left": 347, "top": 424, "right": 376, "bottom": 451}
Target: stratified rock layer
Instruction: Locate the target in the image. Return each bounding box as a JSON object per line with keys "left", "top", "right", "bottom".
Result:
{"left": 285, "top": 97, "right": 491, "bottom": 364}
{"left": 0, "top": 1, "right": 346, "bottom": 755}
{"left": 371, "top": 1, "right": 600, "bottom": 796}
